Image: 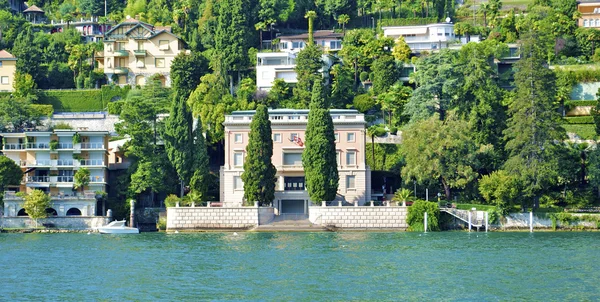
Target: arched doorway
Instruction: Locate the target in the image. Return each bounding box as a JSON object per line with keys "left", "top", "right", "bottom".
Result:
{"left": 158, "top": 75, "right": 166, "bottom": 87}
{"left": 17, "top": 209, "right": 27, "bottom": 216}
{"left": 45, "top": 208, "right": 58, "bottom": 216}
{"left": 66, "top": 208, "right": 82, "bottom": 216}
{"left": 135, "top": 75, "right": 146, "bottom": 86}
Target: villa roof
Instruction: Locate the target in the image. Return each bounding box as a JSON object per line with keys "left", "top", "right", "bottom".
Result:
{"left": 230, "top": 109, "right": 360, "bottom": 116}
{"left": 0, "top": 50, "right": 16, "bottom": 60}
{"left": 279, "top": 30, "right": 344, "bottom": 40}
{"left": 23, "top": 5, "right": 44, "bottom": 13}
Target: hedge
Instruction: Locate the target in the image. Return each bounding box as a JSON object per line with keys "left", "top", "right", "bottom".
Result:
{"left": 565, "top": 100, "right": 598, "bottom": 109}
{"left": 35, "top": 85, "right": 130, "bottom": 112}
{"left": 366, "top": 143, "right": 404, "bottom": 173}
{"left": 107, "top": 101, "right": 125, "bottom": 115}
{"left": 563, "top": 116, "right": 594, "bottom": 124}
{"left": 379, "top": 18, "right": 438, "bottom": 27}
{"left": 555, "top": 68, "right": 600, "bottom": 83}
{"left": 28, "top": 104, "right": 54, "bottom": 117}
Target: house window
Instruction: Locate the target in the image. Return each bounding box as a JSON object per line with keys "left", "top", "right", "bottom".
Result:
{"left": 233, "top": 152, "right": 243, "bottom": 167}
{"left": 117, "top": 58, "right": 126, "bottom": 67}
{"left": 1, "top": 76, "right": 8, "bottom": 85}
{"left": 116, "top": 42, "right": 125, "bottom": 50}
{"left": 585, "top": 19, "right": 589, "bottom": 27}
{"left": 346, "top": 151, "right": 356, "bottom": 166}
{"left": 155, "top": 58, "right": 165, "bottom": 68}
{"left": 284, "top": 176, "right": 305, "bottom": 191}
{"left": 279, "top": 42, "right": 288, "bottom": 49}
{"left": 0, "top": 61, "right": 3, "bottom": 67}
{"left": 336, "top": 151, "right": 340, "bottom": 166}
{"left": 292, "top": 41, "right": 304, "bottom": 49}
{"left": 334, "top": 133, "right": 339, "bottom": 142}
{"left": 159, "top": 40, "right": 170, "bottom": 50}
{"left": 137, "top": 41, "right": 144, "bottom": 50}
{"left": 290, "top": 133, "right": 298, "bottom": 141}
{"left": 289, "top": 116, "right": 300, "bottom": 120}
{"left": 273, "top": 133, "right": 281, "bottom": 142}
{"left": 283, "top": 152, "right": 303, "bottom": 166}
{"left": 234, "top": 176, "right": 243, "bottom": 190}
{"left": 330, "top": 40, "right": 342, "bottom": 50}
{"left": 346, "top": 175, "right": 356, "bottom": 189}
{"left": 136, "top": 57, "right": 145, "bottom": 68}
{"left": 234, "top": 133, "right": 243, "bottom": 143}
{"left": 347, "top": 132, "right": 355, "bottom": 142}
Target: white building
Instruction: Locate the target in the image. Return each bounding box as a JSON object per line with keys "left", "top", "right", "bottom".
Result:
{"left": 382, "top": 22, "right": 479, "bottom": 52}
{"left": 256, "top": 30, "right": 343, "bottom": 91}
{"left": 220, "top": 109, "right": 371, "bottom": 215}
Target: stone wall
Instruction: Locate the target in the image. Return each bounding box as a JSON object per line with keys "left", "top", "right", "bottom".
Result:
{"left": 258, "top": 207, "right": 275, "bottom": 225}
{"left": 1, "top": 216, "right": 110, "bottom": 230}
{"left": 499, "top": 213, "right": 599, "bottom": 229}
{"left": 309, "top": 206, "right": 408, "bottom": 229}
{"left": 167, "top": 207, "right": 275, "bottom": 231}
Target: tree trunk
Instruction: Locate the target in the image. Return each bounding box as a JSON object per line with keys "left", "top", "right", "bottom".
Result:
{"left": 259, "top": 30, "right": 263, "bottom": 50}
{"left": 441, "top": 178, "right": 451, "bottom": 200}
{"left": 483, "top": 12, "right": 487, "bottom": 27}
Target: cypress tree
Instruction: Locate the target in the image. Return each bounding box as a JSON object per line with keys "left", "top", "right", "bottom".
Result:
{"left": 163, "top": 95, "right": 194, "bottom": 189}
{"left": 303, "top": 80, "right": 339, "bottom": 204}
{"left": 241, "top": 104, "right": 277, "bottom": 206}
{"left": 190, "top": 117, "right": 210, "bottom": 202}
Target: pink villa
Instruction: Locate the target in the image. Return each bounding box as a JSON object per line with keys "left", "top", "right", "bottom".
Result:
{"left": 220, "top": 109, "right": 371, "bottom": 215}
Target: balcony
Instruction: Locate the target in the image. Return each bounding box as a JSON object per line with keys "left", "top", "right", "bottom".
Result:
{"left": 276, "top": 164, "right": 304, "bottom": 172}
{"left": 134, "top": 49, "right": 147, "bottom": 56}
{"left": 79, "top": 159, "right": 105, "bottom": 167}
{"left": 114, "top": 67, "right": 128, "bottom": 74}
{"left": 26, "top": 143, "right": 50, "bottom": 150}
{"left": 21, "top": 160, "right": 51, "bottom": 167}
{"left": 3, "top": 143, "right": 25, "bottom": 151}
{"left": 56, "top": 143, "right": 74, "bottom": 150}
{"left": 80, "top": 142, "right": 104, "bottom": 150}
{"left": 56, "top": 159, "right": 74, "bottom": 167}
{"left": 90, "top": 176, "right": 105, "bottom": 183}
{"left": 113, "top": 50, "right": 128, "bottom": 57}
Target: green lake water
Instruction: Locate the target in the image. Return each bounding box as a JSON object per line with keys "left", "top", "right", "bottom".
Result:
{"left": 1, "top": 232, "right": 599, "bottom": 301}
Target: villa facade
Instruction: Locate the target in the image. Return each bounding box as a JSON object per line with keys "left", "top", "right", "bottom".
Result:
{"left": 220, "top": 109, "right": 371, "bottom": 214}
{"left": 382, "top": 22, "right": 479, "bottom": 53}
{"left": 578, "top": 0, "right": 600, "bottom": 28}
{"left": 101, "top": 18, "right": 186, "bottom": 87}
{"left": 2, "top": 130, "right": 109, "bottom": 217}
{"left": 0, "top": 50, "right": 16, "bottom": 92}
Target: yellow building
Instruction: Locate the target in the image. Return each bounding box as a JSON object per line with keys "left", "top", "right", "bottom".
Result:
{"left": 0, "top": 50, "right": 17, "bottom": 92}
{"left": 101, "top": 18, "right": 186, "bottom": 87}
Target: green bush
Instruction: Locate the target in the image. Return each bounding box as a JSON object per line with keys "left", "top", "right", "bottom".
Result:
{"left": 389, "top": 126, "right": 398, "bottom": 135}
{"left": 365, "top": 143, "right": 404, "bottom": 172}
{"left": 407, "top": 200, "right": 440, "bottom": 231}
{"left": 548, "top": 213, "right": 580, "bottom": 230}
{"left": 353, "top": 94, "right": 376, "bottom": 112}
{"left": 107, "top": 101, "right": 125, "bottom": 115}
{"left": 555, "top": 68, "right": 600, "bottom": 83}
{"left": 157, "top": 217, "right": 167, "bottom": 231}
{"left": 563, "top": 124, "right": 597, "bottom": 139}
{"left": 164, "top": 194, "right": 181, "bottom": 207}
{"left": 53, "top": 122, "right": 72, "bottom": 130}
{"left": 28, "top": 104, "right": 54, "bottom": 116}
{"left": 563, "top": 116, "right": 594, "bottom": 124}
{"left": 359, "top": 71, "right": 369, "bottom": 83}
{"left": 72, "top": 133, "right": 81, "bottom": 144}
{"left": 564, "top": 100, "right": 598, "bottom": 110}
{"left": 49, "top": 140, "right": 58, "bottom": 151}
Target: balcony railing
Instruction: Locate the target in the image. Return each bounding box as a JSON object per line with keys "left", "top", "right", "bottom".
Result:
{"left": 113, "top": 67, "right": 128, "bottom": 74}
{"left": 26, "top": 143, "right": 50, "bottom": 149}
{"left": 21, "top": 160, "right": 52, "bottom": 167}
{"left": 134, "top": 49, "right": 147, "bottom": 56}
{"left": 3, "top": 143, "right": 25, "bottom": 150}
{"left": 4, "top": 191, "right": 97, "bottom": 200}
{"left": 79, "top": 159, "right": 105, "bottom": 166}
{"left": 56, "top": 143, "right": 74, "bottom": 149}
{"left": 90, "top": 176, "right": 105, "bottom": 183}
{"left": 56, "top": 159, "right": 74, "bottom": 166}
{"left": 113, "top": 50, "right": 128, "bottom": 57}
{"left": 80, "top": 142, "right": 104, "bottom": 149}
{"left": 27, "top": 176, "right": 51, "bottom": 182}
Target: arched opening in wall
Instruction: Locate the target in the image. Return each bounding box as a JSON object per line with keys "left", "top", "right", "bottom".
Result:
{"left": 135, "top": 75, "right": 146, "bottom": 86}
{"left": 45, "top": 208, "right": 58, "bottom": 216}
{"left": 17, "top": 208, "right": 27, "bottom": 216}
{"left": 158, "top": 75, "right": 166, "bottom": 87}
{"left": 66, "top": 208, "right": 82, "bottom": 216}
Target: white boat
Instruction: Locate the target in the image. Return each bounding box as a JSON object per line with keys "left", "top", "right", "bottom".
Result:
{"left": 97, "top": 220, "right": 139, "bottom": 234}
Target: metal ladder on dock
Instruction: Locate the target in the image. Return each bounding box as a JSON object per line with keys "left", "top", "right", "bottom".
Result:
{"left": 440, "top": 208, "right": 484, "bottom": 230}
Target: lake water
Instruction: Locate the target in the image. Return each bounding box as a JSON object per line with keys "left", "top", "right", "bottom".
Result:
{"left": 1, "top": 232, "right": 599, "bottom": 301}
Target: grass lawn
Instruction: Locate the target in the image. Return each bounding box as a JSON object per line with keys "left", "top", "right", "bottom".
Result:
{"left": 454, "top": 203, "right": 497, "bottom": 211}
{"left": 563, "top": 124, "right": 598, "bottom": 140}
{"left": 551, "top": 64, "right": 600, "bottom": 71}
{"left": 500, "top": 0, "right": 533, "bottom": 7}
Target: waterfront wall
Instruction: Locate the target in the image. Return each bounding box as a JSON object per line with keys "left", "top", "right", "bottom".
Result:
{"left": 1, "top": 216, "right": 110, "bottom": 230}
{"left": 499, "top": 213, "right": 599, "bottom": 229}
{"left": 166, "top": 207, "right": 275, "bottom": 231}
{"left": 308, "top": 206, "right": 408, "bottom": 229}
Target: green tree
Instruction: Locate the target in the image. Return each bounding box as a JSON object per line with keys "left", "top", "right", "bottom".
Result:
{"left": 170, "top": 52, "right": 208, "bottom": 99}
{"left": 187, "top": 72, "right": 232, "bottom": 144}
{"left": 267, "top": 78, "right": 292, "bottom": 107}
{"left": 0, "top": 156, "right": 22, "bottom": 206}
{"left": 406, "top": 200, "right": 440, "bottom": 231}
{"left": 304, "top": 10, "right": 317, "bottom": 45}
{"left": 588, "top": 147, "right": 600, "bottom": 198}
{"left": 129, "top": 159, "right": 169, "bottom": 204}
{"left": 74, "top": 167, "right": 90, "bottom": 194}
{"left": 303, "top": 80, "right": 339, "bottom": 203}
{"left": 189, "top": 116, "right": 210, "bottom": 202}
{"left": 401, "top": 114, "right": 479, "bottom": 200}
{"left": 330, "top": 63, "right": 354, "bottom": 108}
{"left": 337, "top": 14, "right": 350, "bottom": 34}
{"left": 78, "top": 0, "right": 104, "bottom": 16}
{"left": 22, "top": 189, "right": 51, "bottom": 227}
{"left": 215, "top": 0, "right": 250, "bottom": 89}
{"left": 293, "top": 44, "right": 323, "bottom": 107}
{"left": 241, "top": 104, "right": 277, "bottom": 206}
{"left": 163, "top": 95, "right": 194, "bottom": 190}
{"left": 479, "top": 170, "right": 520, "bottom": 211}
{"left": 392, "top": 37, "right": 411, "bottom": 63}
{"left": 13, "top": 72, "right": 36, "bottom": 98}
{"left": 371, "top": 54, "right": 399, "bottom": 95}
{"left": 592, "top": 88, "right": 600, "bottom": 136}
{"left": 12, "top": 26, "right": 42, "bottom": 81}
{"left": 503, "top": 32, "right": 565, "bottom": 210}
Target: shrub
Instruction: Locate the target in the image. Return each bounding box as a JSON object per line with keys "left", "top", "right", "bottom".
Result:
{"left": 107, "top": 101, "right": 125, "bottom": 115}
{"left": 549, "top": 213, "right": 580, "bottom": 230}
{"left": 353, "top": 94, "right": 376, "bottom": 112}
{"left": 53, "top": 122, "right": 72, "bottom": 130}
{"left": 365, "top": 143, "right": 404, "bottom": 172}
{"left": 389, "top": 126, "right": 398, "bottom": 135}
{"left": 72, "top": 133, "right": 81, "bottom": 144}
{"left": 564, "top": 116, "right": 594, "bottom": 124}
{"left": 407, "top": 200, "right": 440, "bottom": 231}
{"left": 49, "top": 140, "right": 58, "bottom": 151}
{"left": 28, "top": 104, "right": 53, "bottom": 116}
{"left": 157, "top": 217, "right": 167, "bottom": 231}
{"left": 359, "top": 71, "right": 369, "bottom": 83}
{"left": 164, "top": 194, "right": 181, "bottom": 207}
{"left": 564, "top": 100, "right": 598, "bottom": 110}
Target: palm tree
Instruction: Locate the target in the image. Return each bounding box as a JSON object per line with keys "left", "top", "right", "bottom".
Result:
{"left": 393, "top": 188, "right": 413, "bottom": 206}
{"left": 255, "top": 22, "right": 267, "bottom": 50}
{"left": 305, "top": 11, "right": 317, "bottom": 45}
{"left": 480, "top": 3, "right": 490, "bottom": 27}
{"left": 337, "top": 14, "right": 350, "bottom": 34}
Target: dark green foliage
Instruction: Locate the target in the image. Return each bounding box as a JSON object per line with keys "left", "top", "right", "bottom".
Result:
{"left": 170, "top": 52, "right": 208, "bottom": 99}
{"left": 36, "top": 86, "right": 130, "bottom": 112}
{"left": 28, "top": 104, "right": 53, "bottom": 117}
{"left": 215, "top": 0, "right": 251, "bottom": 74}
{"left": 163, "top": 95, "right": 194, "bottom": 186}
{"left": 293, "top": 44, "right": 323, "bottom": 108}
{"left": 564, "top": 100, "right": 598, "bottom": 109}
{"left": 371, "top": 55, "right": 399, "bottom": 95}
{"left": 563, "top": 116, "right": 594, "bottom": 124}
{"left": 406, "top": 200, "right": 440, "bottom": 231}
{"left": 594, "top": 91, "right": 600, "bottom": 135}
{"left": 352, "top": 94, "right": 375, "bottom": 112}
{"left": 12, "top": 26, "right": 42, "bottom": 81}
{"left": 108, "top": 101, "right": 125, "bottom": 115}
{"left": 0, "top": 156, "right": 22, "bottom": 205}
{"left": 190, "top": 117, "right": 210, "bottom": 202}
{"left": 365, "top": 143, "right": 404, "bottom": 173}
{"left": 303, "top": 81, "right": 339, "bottom": 202}
{"left": 379, "top": 18, "right": 438, "bottom": 27}
{"left": 241, "top": 105, "right": 277, "bottom": 205}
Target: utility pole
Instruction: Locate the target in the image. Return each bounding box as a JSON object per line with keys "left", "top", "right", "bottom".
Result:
{"left": 105, "top": 0, "right": 107, "bottom": 17}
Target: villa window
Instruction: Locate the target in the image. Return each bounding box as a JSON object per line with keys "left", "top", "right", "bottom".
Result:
{"left": 585, "top": 19, "right": 589, "bottom": 27}
{"left": 0, "top": 61, "right": 3, "bottom": 67}
{"left": 336, "top": 151, "right": 340, "bottom": 166}
{"left": 136, "top": 57, "right": 145, "bottom": 68}
{"left": 116, "top": 42, "right": 125, "bottom": 51}
{"left": 155, "top": 58, "right": 165, "bottom": 68}
{"left": 347, "top": 132, "right": 355, "bottom": 142}
{"left": 137, "top": 41, "right": 144, "bottom": 50}
{"left": 117, "top": 58, "right": 126, "bottom": 67}
{"left": 233, "top": 152, "right": 243, "bottom": 167}
{"left": 234, "top": 133, "right": 243, "bottom": 143}
{"left": 346, "top": 151, "right": 356, "bottom": 166}
{"left": 283, "top": 152, "right": 303, "bottom": 166}
{"left": 334, "top": 133, "right": 339, "bottom": 142}
{"left": 234, "top": 176, "right": 243, "bottom": 190}
{"left": 292, "top": 41, "right": 305, "bottom": 49}
{"left": 159, "top": 40, "right": 170, "bottom": 50}
{"left": 273, "top": 133, "right": 281, "bottom": 142}
{"left": 330, "top": 40, "right": 342, "bottom": 50}
{"left": 346, "top": 175, "right": 356, "bottom": 189}
{"left": 290, "top": 133, "right": 298, "bottom": 141}
{"left": 284, "top": 176, "right": 305, "bottom": 191}
{"left": 1, "top": 76, "right": 8, "bottom": 85}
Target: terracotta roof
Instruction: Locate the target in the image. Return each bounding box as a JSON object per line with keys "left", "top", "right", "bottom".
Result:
{"left": 23, "top": 5, "right": 44, "bottom": 13}
{"left": 280, "top": 30, "right": 344, "bottom": 40}
{"left": 0, "top": 50, "right": 16, "bottom": 59}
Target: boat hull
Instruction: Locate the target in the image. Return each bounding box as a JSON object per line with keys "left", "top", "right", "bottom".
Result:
{"left": 98, "top": 227, "right": 140, "bottom": 234}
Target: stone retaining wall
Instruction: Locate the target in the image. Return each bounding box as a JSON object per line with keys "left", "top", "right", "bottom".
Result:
{"left": 500, "top": 213, "right": 598, "bottom": 229}
{"left": 1, "top": 216, "right": 110, "bottom": 230}
{"left": 167, "top": 207, "right": 275, "bottom": 231}
{"left": 309, "top": 206, "right": 408, "bottom": 229}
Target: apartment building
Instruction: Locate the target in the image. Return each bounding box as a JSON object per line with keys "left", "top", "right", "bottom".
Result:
{"left": 220, "top": 109, "right": 371, "bottom": 214}
{"left": 2, "top": 130, "right": 109, "bottom": 217}
{"left": 0, "top": 50, "right": 16, "bottom": 92}
{"left": 50, "top": 17, "right": 111, "bottom": 43}
{"left": 578, "top": 0, "right": 600, "bottom": 28}
{"left": 256, "top": 30, "right": 343, "bottom": 91}
{"left": 382, "top": 21, "right": 478, "bottom": 53}
{"left": 101, "top": 17, "right": 186, "bottom": 87}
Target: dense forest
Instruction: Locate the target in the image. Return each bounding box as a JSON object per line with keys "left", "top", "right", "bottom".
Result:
{"left": 1, "top": 0, "right": 600, "bottom": 216}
